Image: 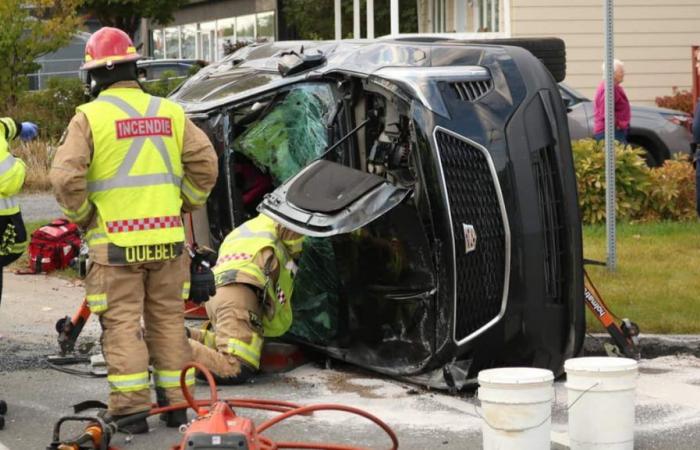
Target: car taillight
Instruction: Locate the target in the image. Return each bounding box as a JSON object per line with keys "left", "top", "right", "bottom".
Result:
{"left": 665, "top": 114, "right": 690, "bottom": 126}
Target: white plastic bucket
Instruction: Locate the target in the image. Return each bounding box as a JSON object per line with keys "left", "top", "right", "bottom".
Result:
{"left": 477, "top": 367, "right": 554, "bottom": 450}
{"left": 565, "top": 357, "right": 638, "bottom": 450}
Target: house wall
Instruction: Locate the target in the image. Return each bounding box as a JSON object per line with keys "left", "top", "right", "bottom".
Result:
{"left": 171, "top": 0, "right": 275, "bottom": 26}
{"left": 510, "top": 0, "right": 699, "bottom": 105}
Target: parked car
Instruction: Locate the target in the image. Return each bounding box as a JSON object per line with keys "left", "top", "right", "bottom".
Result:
{"left": 561, "top": 83, "right": 692, "bottom": 166}
{"left": 171, "top": 39, "right": 585, "bottom": 388}
{"left": 136, "top": 58, "right": 205, "bottom": 80}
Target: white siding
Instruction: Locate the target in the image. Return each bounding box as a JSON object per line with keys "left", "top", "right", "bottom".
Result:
{"left": 510, "top": 0, "right": 700, "bottom": 105}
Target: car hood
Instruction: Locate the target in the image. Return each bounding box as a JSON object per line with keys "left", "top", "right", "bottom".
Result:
{"left": 171, "top": 39, "right": 493, "bottom": 114}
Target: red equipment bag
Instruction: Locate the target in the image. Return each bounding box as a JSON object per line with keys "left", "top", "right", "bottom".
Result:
{"left": 26, "top": 219, "right": 81, "bottom": 274}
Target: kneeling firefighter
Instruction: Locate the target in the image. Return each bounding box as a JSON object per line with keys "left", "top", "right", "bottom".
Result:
{"left": 188, "top": 213, "right": 304, "bottom": 384}
{"left": 49, "top": 27, "right": 218, "bottom": 433}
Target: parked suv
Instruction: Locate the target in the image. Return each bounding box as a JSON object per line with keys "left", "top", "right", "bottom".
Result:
{"left": 171, "top": 39, "right": 585, "bottom": 388}
{"left": 562, "top": 82, "right": 692, "bottom": 166}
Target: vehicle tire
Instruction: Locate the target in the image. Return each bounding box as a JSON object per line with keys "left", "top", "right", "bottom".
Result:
{"left": 627, "top": 135, "right": 663, "bottom": 167}
{"left": 469, "top": 38, "right": 567, "bottom": 82}
{"left": 0, "top": 400, "right": 6, "bottom": 415}
{"left": 0, "top": 414, "right": 4, "bottom": 430}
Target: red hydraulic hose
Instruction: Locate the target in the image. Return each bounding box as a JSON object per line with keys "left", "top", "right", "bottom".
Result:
{"left": 256, "top": 404, "right": 399, "bottom": 450}
{"left": 63, "top": 361, "right": 399, "bottom": 450}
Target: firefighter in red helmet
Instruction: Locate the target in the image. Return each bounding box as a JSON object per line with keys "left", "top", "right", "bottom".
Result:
{"left": 50, "top": 27, "right": 218, "bottom": 433}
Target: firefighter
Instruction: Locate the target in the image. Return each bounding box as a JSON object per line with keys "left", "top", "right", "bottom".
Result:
{"left": 0, "top": 118, "right": 38, "bottom": 302}
{"left": 49, "top": 27, "right": 218, "bottom": 433}
{"left": 187, "top": 213, "right": 304, "bottom": 384}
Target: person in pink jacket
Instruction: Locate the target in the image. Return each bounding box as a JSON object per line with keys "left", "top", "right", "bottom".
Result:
{"left": 593, "top": 59, "right": 631, "bottom": 144}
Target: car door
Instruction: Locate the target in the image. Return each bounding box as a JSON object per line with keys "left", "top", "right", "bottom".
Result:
{"left": 257, "top": 159, "right": 412, "bottom": 237}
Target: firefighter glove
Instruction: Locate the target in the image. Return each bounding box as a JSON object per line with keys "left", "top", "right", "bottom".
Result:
{"left": 190, "top": 268, "right": 216, "bottom": 304}
{"left": 19, "top": 122, "right": 38, "bottom": 142}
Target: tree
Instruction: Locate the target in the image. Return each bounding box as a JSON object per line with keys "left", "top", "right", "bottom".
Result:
{"left": 282, "top": 0, "right": 418, "bottom": 40}
{"left": 0, "top": 0, "right": 83, "bottom": 105}
{"left": 83, "top": 0, "right": 188, "bottom": 40}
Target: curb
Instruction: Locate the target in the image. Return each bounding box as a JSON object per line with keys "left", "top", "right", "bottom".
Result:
{"left": 584, "top": 334, "right": 700, "bottom": 358}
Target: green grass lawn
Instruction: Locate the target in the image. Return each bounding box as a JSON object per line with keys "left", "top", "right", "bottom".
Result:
{"left": 583, "top": 221, "right": 700, "bottom": 334}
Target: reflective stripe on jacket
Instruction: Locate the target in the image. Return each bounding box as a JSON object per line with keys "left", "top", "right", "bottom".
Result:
{"left": 0, "top": 118, "right": 25, "bottom": 216}
{"left": 77, "top": 88, "right": 186, "bottom": 247}
{"left": 213, "top": 215, "right": 303, "bottom": 337}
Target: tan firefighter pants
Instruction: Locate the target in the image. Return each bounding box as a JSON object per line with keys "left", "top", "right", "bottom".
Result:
{"left": 188, "top": 283, "right": 264, "bottom": 377}
{"left": 86, "top": 255, "right": 193, "bottom": 416}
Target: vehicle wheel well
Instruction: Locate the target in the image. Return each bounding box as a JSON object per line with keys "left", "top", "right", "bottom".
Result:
{"left": 627, "top": 132, "right": 668, "bottom": 167}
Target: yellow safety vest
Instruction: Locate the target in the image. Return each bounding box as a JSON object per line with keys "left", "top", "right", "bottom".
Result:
{"left": 214, "top": 215, "right": 303, "bottom": 338}
{"left": 0, "top": 118, "right": 26, "bottom": 216}
{"left": 77, "top": 88, "right": 186, "bottom": 247}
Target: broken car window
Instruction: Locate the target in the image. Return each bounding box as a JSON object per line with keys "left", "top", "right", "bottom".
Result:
{"left": 233, "top": 83, "right": 335, "bottom": 184}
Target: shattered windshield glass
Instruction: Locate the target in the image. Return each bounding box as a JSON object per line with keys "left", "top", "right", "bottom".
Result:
{"left": 233, "top": 83, "right": 335, "bottom": 184}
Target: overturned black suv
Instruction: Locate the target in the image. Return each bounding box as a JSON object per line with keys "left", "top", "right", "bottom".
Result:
{"left": 172, "top": 38, "right": 585, "bottom": 388}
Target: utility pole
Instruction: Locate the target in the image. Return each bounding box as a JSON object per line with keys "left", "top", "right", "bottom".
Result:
{"left": 604, "top": 0, "right": 616, "bottom": 271}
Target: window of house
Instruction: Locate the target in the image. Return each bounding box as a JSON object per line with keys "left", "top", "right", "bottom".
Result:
{"left": 199, "top": 21, "right": 217, "bottom": 62}
{"left": 164, "top": 27, "right": 180, "bottom": 59}
{"left": 455, "top": 0, "right": 503, "bottom": 33}
{"left": 152, "top": 29, "right": 164, "bottom": 59}
{"left": 181, "top": 24, "right": 197, "bottom": 59}
{"left": 256, "top": 11, "right": 275, "bottom": 41}
{"left": 475, "top": 0, "right": 500, "bottom": 32}
{"left": 217, "top": 17, "right": 236, "bottom": 60}
{"left": 236, "top": 14, "right": 256, "bottom": 43}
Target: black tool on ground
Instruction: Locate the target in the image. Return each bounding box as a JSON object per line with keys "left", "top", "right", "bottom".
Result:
{"left": 583, "top": 266, "right": 641, "bottom": 359}
{"left": 56, "top": 299, "right": 91, "bottom": 356}
{"left": 46, "top": 411, "right": 151, "bottom": 450}
{"left": 0, "top": 399, "right": 7, "bottom": 430}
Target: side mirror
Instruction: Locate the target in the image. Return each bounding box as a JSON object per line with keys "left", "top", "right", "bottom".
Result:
{"left": 278, "top": 51, "right": 325, "bottom": 77}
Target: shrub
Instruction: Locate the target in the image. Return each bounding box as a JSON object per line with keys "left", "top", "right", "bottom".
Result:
{"left": 1, "top": 77, "right": 87, "bottom": 141}
{"left": 573, "top": 139, "right": 651, "bottom": 224}
{"left": 643, "top": 154, "right": 696, "bottom": 221}
{"left": 573, "top": 139, "right": 698, "bottom": 224}
{"left": 655, "top": 87, "right": 694, "bottom": 115}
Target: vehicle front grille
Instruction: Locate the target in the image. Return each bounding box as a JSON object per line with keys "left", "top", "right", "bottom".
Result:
{"left": 435, "top": 129, "right": 508, "bottom": 343}
{"left": 533, "top": 145, "right": 566, "bottom": 304}
{"left": 450, "top": 80, "right": 493, "bottom": 102}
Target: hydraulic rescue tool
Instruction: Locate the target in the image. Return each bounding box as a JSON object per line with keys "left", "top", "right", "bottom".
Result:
{"left": 55, "top": 298, "right": 91, "bottom": 356}
{"left": 47, "top": 362, "right": 399, "bottom": 450}
{"left": 583, "top": 266, "right": 641, "bottom": 359}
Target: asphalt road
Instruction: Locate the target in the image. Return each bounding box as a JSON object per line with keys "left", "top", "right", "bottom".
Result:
{"left": 17, "top": 193, "right": 61, "bottom": 223}
{"left": 1, "top": 274, "right": 700, "bottom": 449}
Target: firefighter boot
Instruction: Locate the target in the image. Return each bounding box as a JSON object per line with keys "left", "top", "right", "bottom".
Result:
{"left": 156, "top": 387, "right": 188, "bottom": 427}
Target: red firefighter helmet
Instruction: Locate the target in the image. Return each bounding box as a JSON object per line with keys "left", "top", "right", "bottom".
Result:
{"left": 81, "top": 27, "right": 142, "bottom": 70}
